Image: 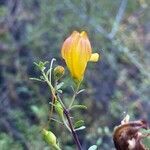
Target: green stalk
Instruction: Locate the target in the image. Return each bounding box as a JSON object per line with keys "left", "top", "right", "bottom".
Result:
{"left": 69, "top": 82, "right": 81, "bottom": 109}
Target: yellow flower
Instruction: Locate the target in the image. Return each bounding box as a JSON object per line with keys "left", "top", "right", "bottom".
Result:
{"left": 61, "top": 31, "right": 99, "bottom": 82}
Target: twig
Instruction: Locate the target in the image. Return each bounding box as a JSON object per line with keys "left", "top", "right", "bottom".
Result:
{"left": 63, "top": 109, "right": 82, "bottom": 150}
{"left": 51, "top": 118, "right": 64, "bottom": 125}
{"left": 50, "top": 88, "right": 82, "bottom": 149}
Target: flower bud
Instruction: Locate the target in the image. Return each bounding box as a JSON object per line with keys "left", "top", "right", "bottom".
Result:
{"left": 42, "top": 129, "right": 57, "bottom": 146}
{"left": 55, "top": 100, "right": 63, "bottom": 118}
{"left": 54, "top": 66, "right": 65, "bottom": 80}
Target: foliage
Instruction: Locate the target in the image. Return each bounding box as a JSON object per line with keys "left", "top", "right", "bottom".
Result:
{"left": 0, "top": 0, "right": 149, "bottom": 149}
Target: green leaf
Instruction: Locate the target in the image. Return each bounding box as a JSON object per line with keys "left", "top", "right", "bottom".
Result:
{"left": 71, "top": 105, "right": 87, "bottom": 110}
{"left": 74, "top": 126, "right": 86, "bottom": 131}
{"left": 57, "top": 90, "right": 62, "bottom": 93}
{"left": 34, "top": 61, "right": 49, "bottom": 71}
{"left": 77, "top": 89, "right": 85, "bottom": 94}
{"left": 88, "top": 145, "right": 97, "bottom": 150}
{"left": 33, "top": 62, "right": 39, "bottom": 67}
{"left": 56, "top": 82, "right": 64, "bottom": 90}
{"left": 74, "top": 120, "right": 84, "bottom": 129}
{"left": 30, "top": 77, "right": 45, "bottom": 82}
{"left": 43, "top": 61, "right": 49, "bottom": 65}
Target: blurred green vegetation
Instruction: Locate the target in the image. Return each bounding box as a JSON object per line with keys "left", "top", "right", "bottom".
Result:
{"left": 0, "top": 0, "right": 150, "bottom": 149}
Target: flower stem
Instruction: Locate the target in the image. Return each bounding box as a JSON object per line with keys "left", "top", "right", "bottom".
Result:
{"left": 42, "top": 66, "right": 82, "bottom": 149}
{"left": 42, "top": 70, "right": 56, "bottom": 128}
{"left": 69, "top": 82, "right": 81, "bottom": 109}
{"left": 63, "top": 109, "right": 82, "bottom": 150}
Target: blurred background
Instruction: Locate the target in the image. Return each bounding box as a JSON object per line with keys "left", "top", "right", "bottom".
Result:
{"left": 0, "top": 0, "right": 150, "bottom": 149}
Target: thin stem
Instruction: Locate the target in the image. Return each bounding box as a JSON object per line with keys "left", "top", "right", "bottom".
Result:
{"left": 51, "top": 118, "right": 64, "bottom": 125}
{"left": 41, "top": 65, "right": 82, "bottom": 149}
{"left": 63, "top": 109, "right": 82, "bottom": 150}
{"left": 57, "top": 93, "right": 66, "bottom": 109}
{"left": 69, "top": 83, "right": 81, "bottom": 108}
{"left": 42, "top": 70, "right": 53, "bottom": 91}
{"left": 54, "top": 91, "right": 71, "bottom": 132}
{"left": 42, "top": 70, "right": 57, "bottom": 100}
{"left": 62, "top": 115, "right": 71, "bottom": 132}
{"left": 42, "top": 70, "right": 56, "bottom": 128}
{"left": 50, "top": 84, "right": 82, "bottom": 149}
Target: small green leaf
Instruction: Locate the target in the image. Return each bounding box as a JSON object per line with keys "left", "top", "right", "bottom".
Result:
{"left": 88, "top": 145, "right": 97, "bottom": 150}
{"left": 74, "top": 120, "right": 84, "bottom": 129}
{"left": 34, "top": 61, "right": 49, "bottom": 71}
{"left": 30, "top": 78, "right": 44, "bottom": 82}
{"left": 74, "top": 126, "right": 86, "bottom": 131}
{"left": 33, "top": 62, "right": 39, "bottom": 66}
{"left": 56, "top": 82, "right": 64, "bottom": 90}
{"left": 77, "top": 89, "right": 85, "bottom": 94}
{"left": 71, "top": 105, "right": 87, "bottom": 110}
{"left": 57, "top": 90, "right": 62, "bottom": 93}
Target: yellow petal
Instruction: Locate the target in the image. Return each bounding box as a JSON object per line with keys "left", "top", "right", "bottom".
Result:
{"left": 89, "top": 53, "right": 99, "bottom": 62}
{"left": 80, "top": 31, "right": 87, "bottom": 38}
